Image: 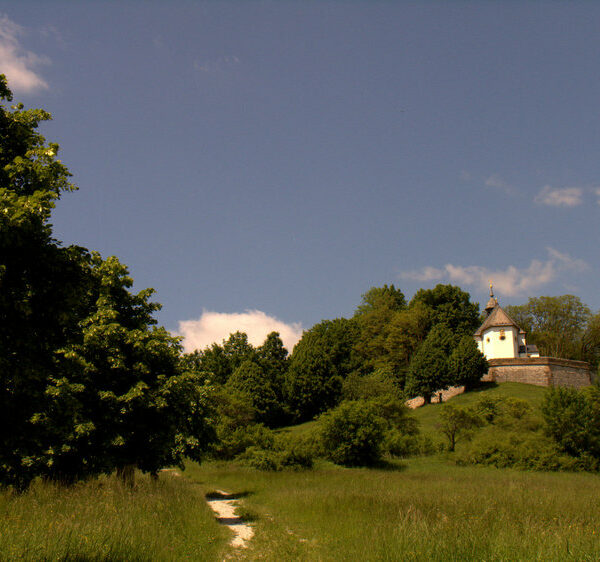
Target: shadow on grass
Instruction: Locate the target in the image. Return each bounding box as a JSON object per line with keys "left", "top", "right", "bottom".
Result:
{"left": 467, "top": 381, "right": 499, "bottom": 393}
{"left": 373, "top": 460, "right": 408, "bottom": 472}
{"left": 205, "top": 490, "right": 254, "bottom": 500}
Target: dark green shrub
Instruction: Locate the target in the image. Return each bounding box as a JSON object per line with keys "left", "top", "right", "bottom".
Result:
{"left": 212, "top": 424, "right": 275, "bottom": 460}
{"left": 456, "top": 426, "right": 599, "bottom": 472}
{"left": 542, "top": 386, "right": 600, "bottom": 459}
{"left": 384, "top": 430, "right": 436, "bottom": 458}
{"left": 239, "top": 437, "right": 315, "bottom": 471}
{"left": 318, "top": 400, "right": 387, "bottom": 467}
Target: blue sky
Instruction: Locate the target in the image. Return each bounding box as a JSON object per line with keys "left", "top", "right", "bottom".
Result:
{"left": 2, "top": 2, "right": 599, "bottom": 351}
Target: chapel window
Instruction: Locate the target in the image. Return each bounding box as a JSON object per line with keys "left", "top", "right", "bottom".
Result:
{"left": 499, "top": 329, "right": 506, "bottom": 340}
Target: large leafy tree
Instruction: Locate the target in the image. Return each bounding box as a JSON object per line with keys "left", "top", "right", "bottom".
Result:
{"left": 56, "top": 255, "right": 216, "bottom": 481}
{"left": 405, "top": 325, "right": 454, "bottom": 404}
{"left": 0, "top": 75, "right": 93, "bottom": 489}
{"left": 410, "top": 284, "right": 480, "bottom": 336}
{"left": 0, "top": 76, "right": 214, "bottom": 489}
{"left": 285, "top": 318, "right": 361, "bottom": 421}
{"left": 506, "top": 295, "right": 592, "bottom": 360}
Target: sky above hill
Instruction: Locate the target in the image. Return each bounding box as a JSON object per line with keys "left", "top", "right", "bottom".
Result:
{"left": 2, "top": 2, "right": 599, "bottom": 352}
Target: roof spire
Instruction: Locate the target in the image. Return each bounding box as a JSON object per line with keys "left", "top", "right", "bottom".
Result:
{"left": 485, "top": 280, "right": 498, "bottom": 315}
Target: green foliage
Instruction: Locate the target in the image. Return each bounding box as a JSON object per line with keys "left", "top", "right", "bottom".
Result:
{"left": 56, "top": 254, "right": 217, "bottom": 479}
{"left": 383, "top": 430, "right": 436, "bottom": 458}
{"left": 542, "top": 386, "right": 600, "bottom": 459}
{"left": 318, "top": 400, "right": 387, "bottom": 466}
{"left": 506, "top": 295, "right": 592, "bottom": 360}
{"left": 409, "top": 284, "right": 480, "bottom": 335}
{"left": 239, "top": 434, "right": 315, "bottom": 471}
{"left": 0, "top": 77, "right": 93, "bottom": 490}
{"left": 436, "top": 405, "right": 483, "bottom": 451}
{"left": 405, "top": 326, "right": 453, "bottom": 403}
{"left": 212, "top": 423, "right": 275, "bottom": 461}
{"left": 226, "top": 359, "right": 284, "bottom": 426}
{"left": 341, "top": 368, "right": 402, "bottom": 401}
{"left": 354, "top": 284, "right": 406, "bottom": 316}
{"left": 448, "top": 336, "right": 488, "bottom": 389}
{"left": 456, "top": 427, "right": 597, "bottom": 471}
{"left": 0, "top": 77, "right": 215, "bottom": 489}
{"left": 285, "top": 318, "right": 360, "bottom": 421}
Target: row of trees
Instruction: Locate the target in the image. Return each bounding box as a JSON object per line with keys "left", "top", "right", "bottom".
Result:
{"left": 0, "top": 76, "right": 215, "bottom": 490}
{"left": 184, "top": 283, "right": 489, "bottom": 426}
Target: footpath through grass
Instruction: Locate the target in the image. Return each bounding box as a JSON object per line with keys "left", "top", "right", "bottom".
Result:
{"left": 0, "top": 472, "right": 228, "bottom": 560}
{"left": 187, "top": 455, "right": 600, "bottom": 561}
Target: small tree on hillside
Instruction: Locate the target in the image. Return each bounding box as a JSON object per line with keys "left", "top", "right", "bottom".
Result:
{"left": 437, "top": 405, "right": 482, "bottom": 451}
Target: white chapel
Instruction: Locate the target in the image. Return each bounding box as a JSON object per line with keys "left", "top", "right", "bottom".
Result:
{"left": 474, "top": 286, "right": 539, "bottom": 360}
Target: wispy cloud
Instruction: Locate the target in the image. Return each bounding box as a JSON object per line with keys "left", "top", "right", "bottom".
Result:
{"left": 0, "top": 15, "right": 49, "bottom": 94}
{"left": 595, "top": 188, "right": 600, "bottom": 206}
{"left": 177, "top": 309, "right": 303, "bottom": 354}
{"left": 401, "top": 247, "right": 588, "bottom": 297}
{"left": 484, "top": 174, "right": 515, "bottom": 195}
{"left": 194, "top": 55, "right": 240, "bottom": 73}
{"left": 534, "top": 185, "right": 583, "bottom": 207}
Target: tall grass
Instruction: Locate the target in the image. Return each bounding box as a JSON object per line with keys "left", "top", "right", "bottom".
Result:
{"left": 188, "top": 457, "right": 600, "bottom": 561}
{"left": 0, "top": 472, "right": 228, "bottom": 560}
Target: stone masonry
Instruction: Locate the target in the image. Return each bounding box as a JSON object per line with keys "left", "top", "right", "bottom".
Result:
{"left": 482, "top": 357, "right": 591, "bottom": 389}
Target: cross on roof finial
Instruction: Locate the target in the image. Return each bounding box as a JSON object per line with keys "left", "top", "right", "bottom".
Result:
{"left": 489, "top": 281, "right": 494, "bottom": 298}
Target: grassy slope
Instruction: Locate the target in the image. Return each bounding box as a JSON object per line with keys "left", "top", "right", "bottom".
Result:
{"left": 411, "top": 382, "right": 547, "bottom": 440}
{"left": 282, "top": 382, "right": 548, "bottom": 443}
{"left": 0, "top": 472, "right": 229, "bottom": 561}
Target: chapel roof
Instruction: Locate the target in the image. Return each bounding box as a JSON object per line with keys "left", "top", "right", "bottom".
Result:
{"left": 474, "top": 303, "right": 522, "bottom": 337}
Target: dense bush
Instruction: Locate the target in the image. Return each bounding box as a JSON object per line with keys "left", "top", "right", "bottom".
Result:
{"left": 456, "top": 427, "right": 598, "bottom": 472}
{"left": 318, "top": 400, "right": 387, "bottom": 467}
{"left": 384, "top": 430, "right": 436, "bottom": 458}
{"left": 542, "top": 386, "right": 600, "bottom": 459}
{"left": 239, "top": 436, "right": 315, "bottom": 471}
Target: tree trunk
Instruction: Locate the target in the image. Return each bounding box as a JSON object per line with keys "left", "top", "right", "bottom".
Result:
{"left": 116, "top": 464, "right": 136, "bottom": 487}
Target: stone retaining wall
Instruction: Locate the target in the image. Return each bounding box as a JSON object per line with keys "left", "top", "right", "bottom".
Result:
{"left": 482, "top": 357, "right": 591, "bottom": 388}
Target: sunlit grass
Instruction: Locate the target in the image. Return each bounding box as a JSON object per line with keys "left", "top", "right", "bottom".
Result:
{"left": 188, "top": 457, "right": 600, "bottom": 561}
{"left": 0, "top": 471, "right": 228, "bottom": 560}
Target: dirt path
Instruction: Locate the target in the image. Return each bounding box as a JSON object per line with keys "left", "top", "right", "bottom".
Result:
{"left": 205, "top": 490, "right": 254, "bottom": 549}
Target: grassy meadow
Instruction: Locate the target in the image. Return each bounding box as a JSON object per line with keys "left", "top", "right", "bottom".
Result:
{"left": 188, "top": 457, "right": 600, "bottom": 561}
{"left": 2, "top": 382, "right": 599, "bottom": 561}
{"left": 0, "top": 472, "right": 228, "bottom": 561}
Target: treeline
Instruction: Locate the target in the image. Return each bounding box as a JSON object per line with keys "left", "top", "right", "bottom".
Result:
{"left": 185, "top": 283, "right": 489, "bottom": 430}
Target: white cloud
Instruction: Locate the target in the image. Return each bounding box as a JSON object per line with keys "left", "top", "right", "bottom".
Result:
{"left": 0, "top": 15, "right": 49, "bottom": 94}
{"left": 177, "top": 309, "right": 303, "bottom": 354}
{"left": 400, "top": 247, "right": 588, "bottom": 297}
{"left": 534, "top": 185, "right": 583, "bottom": 207}
{"left": 401, "top": 266, "right": 444, "bottom": 282}
{"left": 484, "top": 174, "right": 515, "bottom": 195}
